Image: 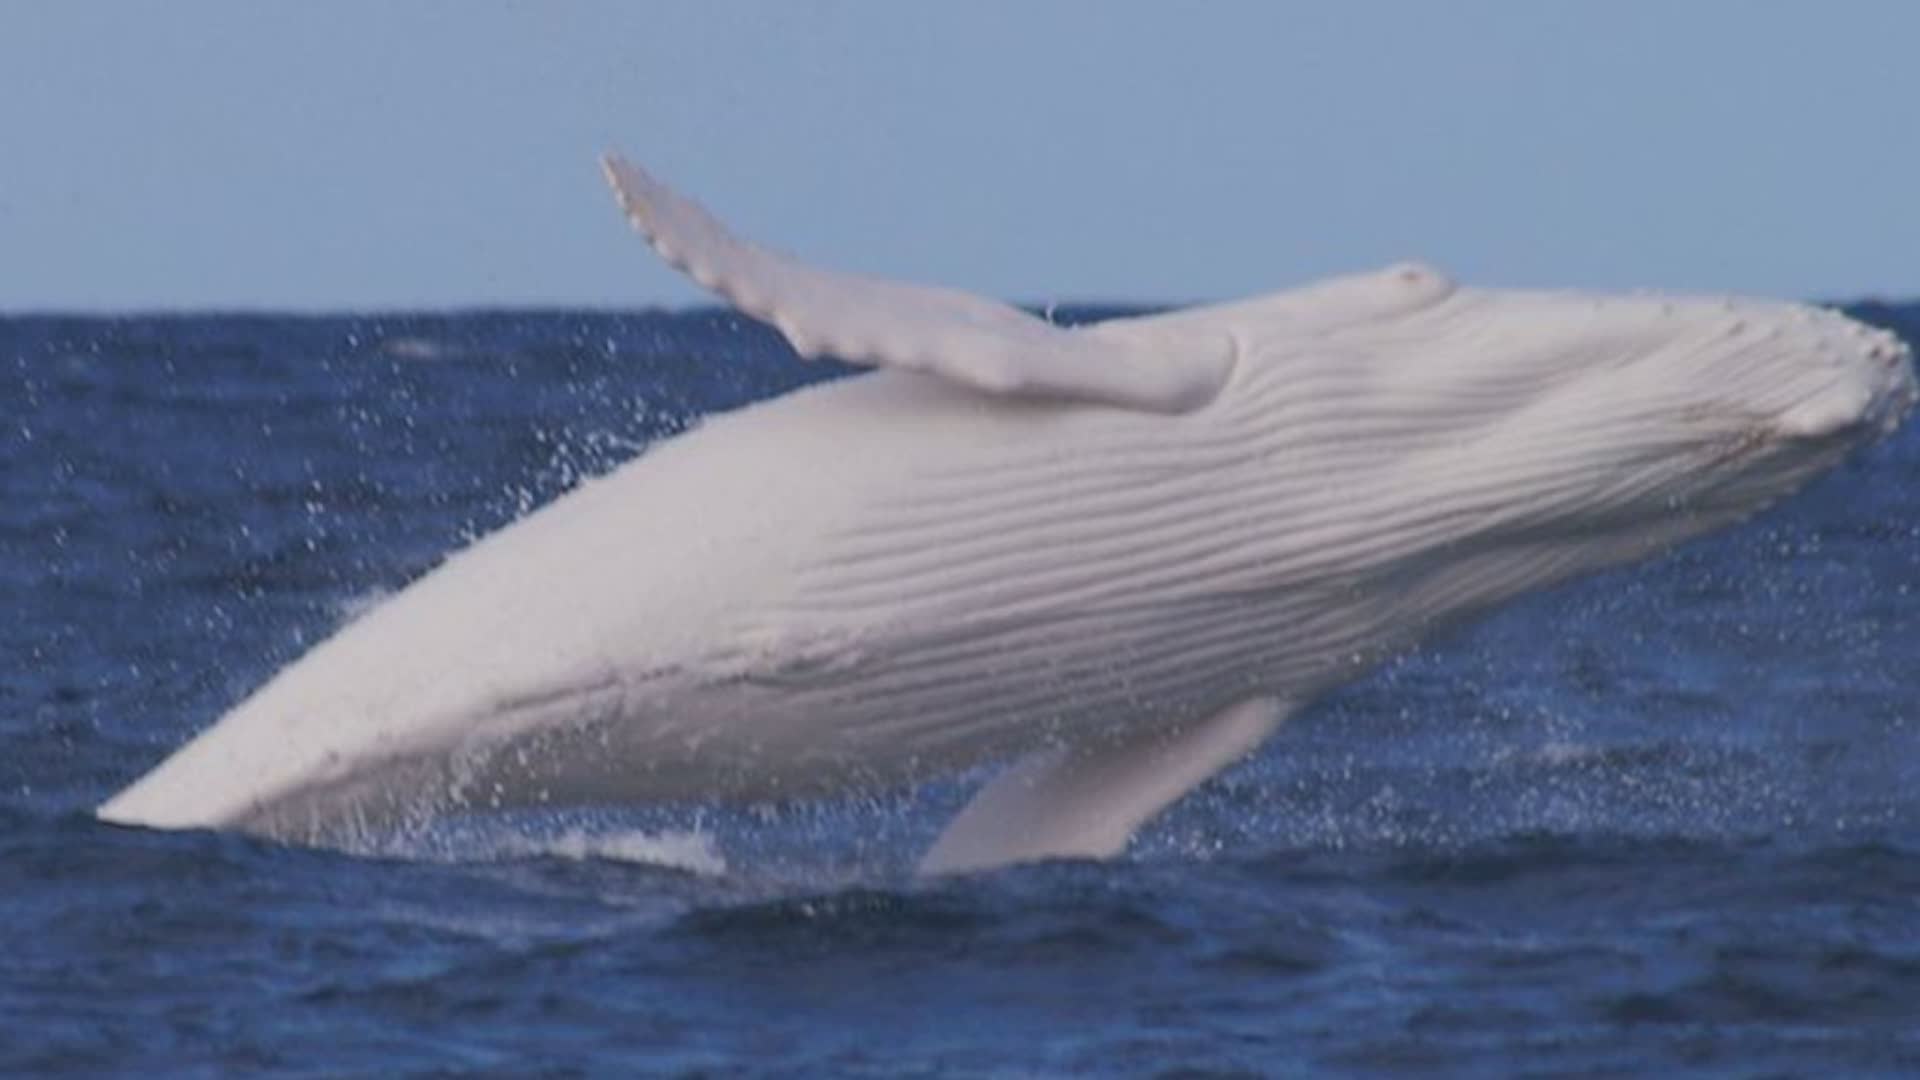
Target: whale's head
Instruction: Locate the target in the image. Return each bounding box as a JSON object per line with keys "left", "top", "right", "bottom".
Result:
{"left": 1390, "top": 290, "right": 1917, "bottom": 562}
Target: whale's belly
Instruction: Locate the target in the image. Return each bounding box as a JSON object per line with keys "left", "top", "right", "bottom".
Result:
{"left": 100, "top": 369, "right": 1283, "bottom": 836}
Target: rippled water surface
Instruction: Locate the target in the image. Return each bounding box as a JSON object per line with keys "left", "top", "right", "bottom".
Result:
{"left": 4, "top": 306, "right": 1919, "bottom": 1075}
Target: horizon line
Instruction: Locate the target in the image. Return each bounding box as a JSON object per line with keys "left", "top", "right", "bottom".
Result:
{"left": 5, "top": 293, "right": 1917, "bottom": 321}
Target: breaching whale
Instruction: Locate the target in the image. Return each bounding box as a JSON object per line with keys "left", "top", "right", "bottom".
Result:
{"left": 99, "top": 156, "right": 1918, "bottom": 873}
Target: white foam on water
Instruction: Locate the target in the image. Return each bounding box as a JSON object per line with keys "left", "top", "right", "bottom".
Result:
{"left": 521, "top": 826, "right": 728, "bottom": 876}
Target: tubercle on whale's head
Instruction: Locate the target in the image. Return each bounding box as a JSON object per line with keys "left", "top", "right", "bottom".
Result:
{"left": 1696, "top": 303, "right": 1913, "bottom": 461}
{"left": 1772, "top": 321, "right": 1918, "bottom": 441}
{"left": 1731, "top": 306, "right": 1904, "bottom": 477}
{"left": 1401, "top": 291, "right": 1916, "bottom": 551}
{"left": 1666, "top": 300, "right": 1908, "bottom": 491}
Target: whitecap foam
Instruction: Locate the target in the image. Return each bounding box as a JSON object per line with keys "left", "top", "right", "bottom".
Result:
{"left": 521, "top": 826, "right": 728, "bottom": 876}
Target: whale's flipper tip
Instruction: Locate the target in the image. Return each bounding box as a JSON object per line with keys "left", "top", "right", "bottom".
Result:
{"left": 598, "top": 150, "right": 1233, "bottom": 414}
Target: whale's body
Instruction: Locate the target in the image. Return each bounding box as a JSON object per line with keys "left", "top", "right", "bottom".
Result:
{"left": 100, "top": 159, "right": 1917, "bottom": 872}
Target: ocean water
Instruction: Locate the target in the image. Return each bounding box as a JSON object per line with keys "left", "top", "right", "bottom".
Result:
{"left": 4, "top": 302, "right": 1919, "bottom": 1076}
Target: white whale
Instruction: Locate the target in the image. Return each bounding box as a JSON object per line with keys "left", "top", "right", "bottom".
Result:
{"left": 99, "top": 156, "right": 1918, "bottom": 873}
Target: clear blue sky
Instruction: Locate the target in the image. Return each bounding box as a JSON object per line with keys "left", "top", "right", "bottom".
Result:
{"left": 3, "top": 1, "right": 1916, "bottom": 312}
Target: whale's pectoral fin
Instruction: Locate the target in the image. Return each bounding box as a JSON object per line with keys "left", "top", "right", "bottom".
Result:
{"left": 917, "top": 697, "right": 1288, "bottom": 876}
{"left": 601, "top": 154, "right": 1234, "bottom": 414}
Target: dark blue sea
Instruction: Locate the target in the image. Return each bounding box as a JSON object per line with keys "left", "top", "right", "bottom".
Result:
{"left": 5, "top": 302, "right": 1919, "bottom": 1076}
